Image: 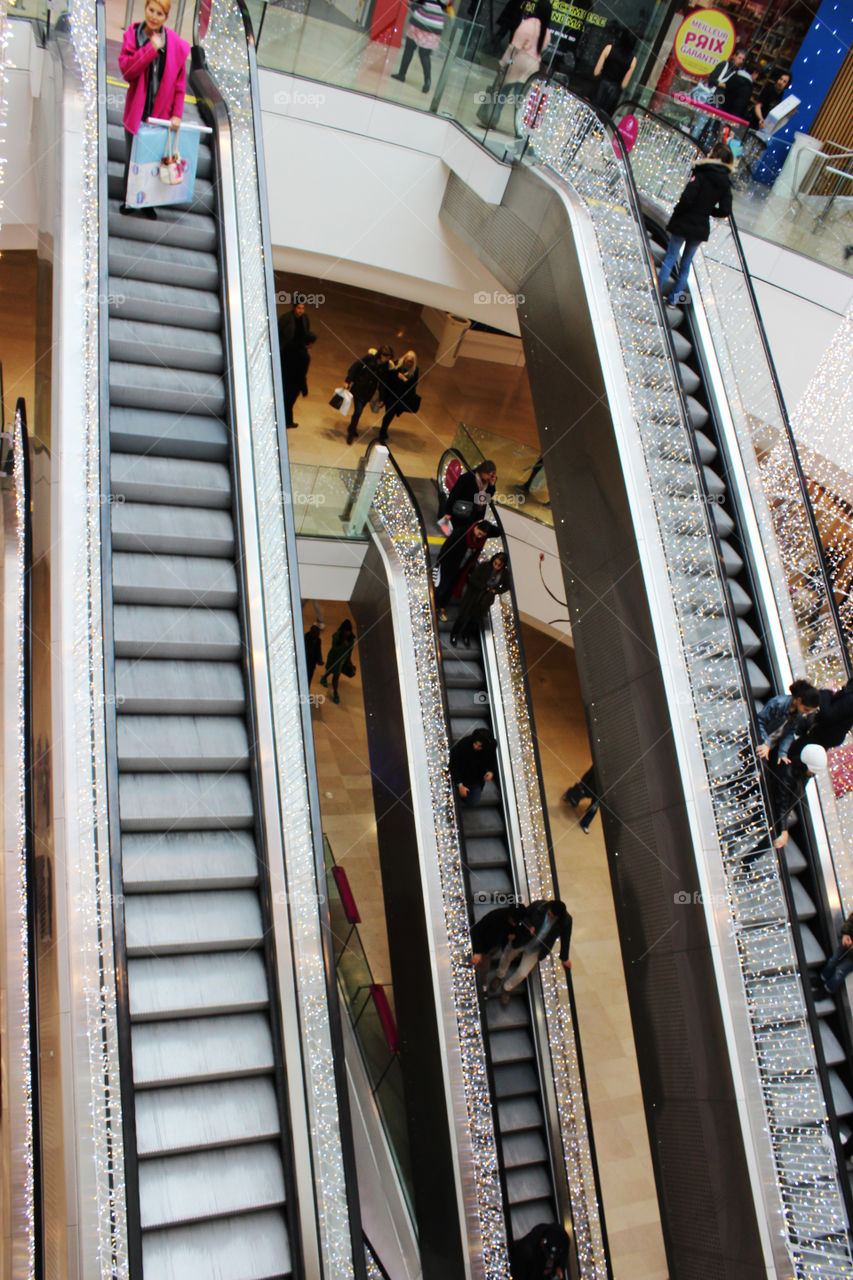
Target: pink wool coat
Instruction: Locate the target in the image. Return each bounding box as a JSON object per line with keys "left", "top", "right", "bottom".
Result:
{"left": 119, "top": 23, "right": 191, "bottom": 134}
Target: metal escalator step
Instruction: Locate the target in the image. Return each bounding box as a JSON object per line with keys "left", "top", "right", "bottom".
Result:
{"left": 497, "top": 1096, "right": 544, "bottom": 1133}
{"left": 125, "top": 890, "right": 264, "bottom": 955}
{"left": 746, "top": 660, "right": 771, "bottom": 700}
{"left": 678, "top": 362, "right": 701, "bottom": 395}
{"left": 830, "top": 1072, "right": 853, "bottom": 1118}
{"left": 136, "top": 1077, "right": 279, "bottom": 1157}
{"left": 819, "top": 1020, "right": 845, "bottom": 1066}
{"left": 502, "top": 1131, "right": 549, "bottom": 1168}
{"left": 115, "top": 659, "right": 245, "bottom": 715}
{"left": 109, "top": 236, "right": 220, "bottom": 292}
{"left": 142, "top": 1209, "right": 291, "bottom": 1280}
{"left": 129, "top": 951, "right": 270, "bottom": 1021}
{"left": 671, "top": 330, "right": 692, "bottom": 360}
{"left": 686, "top": 396, "right": 708, "bottom": 430}
{"left": 109, "top": 317, "right": 224, "bottom": 374}
{"left": 449, "top": 716, "right": 490, "bottom": 742}
{"left": 703, "top": 467, "right": 725, "bottom": 497}
{"left": 461, "top": 807, "right": 505, "bottom": 838}
{"left": 132, "top": 1013, "right": 274, "bottom": 1088}
{"left": 138, "top": 1142, "right": 286, "bottom": 1229}
{"left": 110, "top": 360, "right": 226, "bottom": 416}
{"left": 114, "top": 604, "right": 241, "bottom": 658}
{"left": 113, "top": 554, "right": 238, "bottom": 607}
{"left": 510, "top": 1200, "right": 558, "bottom": 1243}
{"left": 486, "top": 998, "right": 529, "bottom": 1032}
{"left": 108, "top": 200, "right": 218, "bottom": 253}
{"left": 489, "top": 1028, "right": 534, "bottom": 1064}
{"left": 505, "top": 1164, "right": 553, "bottom": 1206}
{"left": 107, "top": 159, "right": 216, "bottom": 215}
{"left": 112, "top": 502, "right": 235, "bottom": 557}
{"left": 116, "top": 715, "right": 250, "bottom": 772}
{"left": 112, "top": 454, "right": 232, "bottom": 508}
{"left": 718, "top": 540, "right": 744, "bottom": 577}
{"left": 470, "top": 869, "right": 514, "bottom": 901}
{"left": 464, "top": 836, "right": 509, "bottom": 869}
{"left": 442, "top": 658, "right": 484, "bottom": 688}
{"left": 784, "top": 840, "right": 807, "bottom": 876}
{"left": 111, "top": 407, "right": 229, "bottom": 461}
{"left": 492, "top": 1061, "right": 539, "bottom": 1098}
{"left": 728, "top": 580, "right": 752, "bottom": 616}
{"left": 791, "top": 878, "right": 816, "bottom": 920}
{"left": 737, "top": 619, "right": 762, "bottom": 656}
{"left": 110, "top": 276, "right": 222, "bottom": 332}
{"left": 711, "top": 504, "right": 734, "bottom": 539}
{"left": 123, "top": 831, "right": 259, "bottom": 893}
{"left": 693, "top": 430, "right": 717, "bottom": 464}
{"left": 119, "top": 772, "right": 254, "bottom": 831}
{"left": 797, "top": 926, "right": 823, "bottom": 966}
{"left": 447, "top": 686, "right": 491, "bottom": 715}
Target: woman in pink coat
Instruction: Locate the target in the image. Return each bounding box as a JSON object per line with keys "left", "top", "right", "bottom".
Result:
{"left": 477, "top": 0, "right": 550, "bottom": 132}
{"left": 119, "top": 0, "right": 191, "bottom": 219}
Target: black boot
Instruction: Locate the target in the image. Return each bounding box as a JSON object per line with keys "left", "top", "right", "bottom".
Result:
{"left": 418, "top": 48, "right": 432, "bottom": 92}
{"left": 392, "top": 38, "right": 416, "bottom": 82}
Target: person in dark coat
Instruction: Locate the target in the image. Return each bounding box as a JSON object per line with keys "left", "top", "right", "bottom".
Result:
{"left": 450, "top": 552, "right": 511, "bottom": 646}
{"left": 470, "top": 901, "right": 525, "bottom": 992}
{"left": 490, "top": 899, "right": 572, "bottom": 1006}
{"left": 510, "top": 1221, "right": 571, "bottom": 1279}
{"left": 591, "top": 25, "right": 637, "bottom": 115}
{"left": 562, "top": 763, "right": 602, "bottom": 834}
{"left": 768, "top": 743, "right": 827, "bottom": 849}
{"left": 818, "top": 908, "right": 853, "bottom": 997}
{"left": 345, "top": 344, "right": 393, "bottom": 444}
{"left": 657, "top": 142, "right": 734, "bottom": 306}
{"left": 450, "top": 728, "right": 498, "bottom": 806}
{"left": 793, "top": 677, "right": 853, "bottom": 754}
{"left": 318, "top": 619, "right": 356, "bottom": 705}
{"left": 748, "top": 70, "right": 791, "bottom": 131}
{"left": 441, "top": 459, "right": 498, "bottom": 537}
{"left": 304, "top": 624, "right": 323, "bottom": 686}
{"left": 755, "top": 679, "right": 820, "bottom": 765}
{"left": 435, "top": 518, "right": 499, "bottom": 619}
{"left": 378, "top": 351, "right": 419, "bottom": 442}
{"left": 278, "top": 301, "right": 316, "bottom": 428}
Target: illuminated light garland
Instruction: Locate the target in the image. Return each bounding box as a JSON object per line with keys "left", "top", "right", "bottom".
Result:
{"left": 0, "top": 0, "right": 9, "bottom": 235}
{"left": 488, "top": 597, "right": 607, "bottom": 1279}
{"left": 520, "top": 82, "right": 853, "bottom": 1273}
{"left": 371, "top": 470, "right": 509, "bottom": 1280}
{"left": 65, "top": 0, "right": 131, "bottom": 1274}
{"left": 200, "top": 2, "right": 353, "bottom": 1273}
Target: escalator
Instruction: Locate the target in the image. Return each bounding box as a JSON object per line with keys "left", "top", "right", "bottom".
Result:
{"left": 100, "top": 84, "right": 302, "bottom": 1278}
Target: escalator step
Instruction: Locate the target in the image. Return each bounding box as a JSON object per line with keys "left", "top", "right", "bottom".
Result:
{"left": 678, "top": 362, "right": 701, "bottom": 395}
{"left": 449, "top": 716, "right": 491, "bottom": 742}
{"left": 510, "top": 1199, "right": 557, "bottom": 1244}
{"left": 115, "top": 659, "right": 245, "bottom": 715}
{"left": 486, "top": 999, "right": 530, "bottom": 1032}
{"left": 112, "top": 554, "right": 239, "bottom": 607}
{"left": 108, "top": 200, "right": 218, "bottom": 253}
{"left": 464, "top": 836, "right": 509, "bottom": 869}
{"left": 112, "top": 501, "right": 235, "bottom": 558}
{"left": 112, "top": 454, "right": 232, "bottom": 509}
{"left": 109, "top": 317, "right": 225, "bottom": 374}
{"left": 492, "top": 1062, "right": 539, "bottom": 1098}
{"left": 729, "top": 580, "right": 753, "bottom": 616}
{"left": 138, "top": 1142, "right": 286, "bottom": 1229}
{"left": 819, "top": 1021, "right": 845, "bottom": 1066}
{"left": 693, "top": 430, "right": 717, "bottom": 464}
{"left": 736, "top": 619, "right": 762, "bottom": 657}
{"left": 502, "top": 1131, "right": 549, "bottom": 1168}
{"left": 132, "top": 1013, "right": 275, "bottom": 1089}
{"left": 461, "top": 807, "right": 506, "bottom": 838}
{"left": 109, "top": 235, "right": 220, "bottom": 292}
{"left": 114, "top": 605, "right": 241, "bottom": 660}
{"left": 830, "top": 1072, "right": 853, "bottom": 1118}
{"left": 783, "top": 840, "right": 807, "bottom": 875}
{"left": 119, "top": 771, "right": 254, "bottom": 831}
{"left": 125, "top": 890, "right": 264, "bottom": 956}
{"left": 142, "top": 1209, "right": 291, "bottom": 1280}
{"left": 447, "top": 686, "right": 491, "bottom": 716}
{"left": 111, "top": 407, "right": 229, "bottom": 461}
{"left": 110, "top": 359, "right": 226, "bottom": 416}
{"left": 746, "top": 660, "right": 771, "bottom": 700}
{"left": 123, "top": 830, "right": 259, "bottom": 893}
{"left": 129, "top": 951, "right": 270, "bottom": 1022}
{"left": 497, "top": 1096, "right": 544, "bottom": 1133}
{"left": 470, "top": 869, "right": 514, "bottom": 901}
{"left": 116, "top": 715, "right": 250, "bottom": 773}
{"left": 505, "top": 1165, "right": 553, "bottom": 1205}
{"left": 489, "top": 1027, "right": 534, "bottom": 1064}
{"left": 791, "top": 879, "right": 816, "bottom": 920}
{"left": 136, "top": 1077, "right": 280, "bottom": 1157}
{"left": 704, "top": 467, "right": 726, "bottom": 498}
{"left": 442, "top": 657, "right": 484, "bottom": 689}
{"left": 109, "top": 276, "right": 222, "bottom": 332}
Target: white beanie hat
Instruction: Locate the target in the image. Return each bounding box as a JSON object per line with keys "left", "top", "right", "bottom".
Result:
{"left": 800, "top": 744, "right": 827, "bottom": 773}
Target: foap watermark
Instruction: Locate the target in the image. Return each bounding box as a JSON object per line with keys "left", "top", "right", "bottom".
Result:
{"left": 273, "top": 889, "right": 328, "bottom": 906}
{"left": 495, "top": 490, "right": 526, "bottom": 508}
{"left": 299, "top": 692, "right": 326, "bottom": 708}
{"left": 286, "top": 492, "right": 326, "bottom": 507}
{"left": 273, "top": 89, "right": 327, "bottom": 108}
{"left": 276, "top": 290, "right": 325, "bottom": 307}
{"left": 474, "top": 289, "right": 525, "bottom": 305}
{"left": 673, "top": 890, "right": 728, "bottom": 908}
{"left": 472, "top": 890, "right": 524, "bottom": 906}
{"left": 689, "top": 491, "right": 726, "bottom": 505}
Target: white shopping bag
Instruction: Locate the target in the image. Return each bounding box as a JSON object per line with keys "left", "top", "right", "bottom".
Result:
{"left": 334, "top": 388, "right": 353, "bottom": 417}
{"left": 125, "top": 119, "right": 210, "bottom": 210}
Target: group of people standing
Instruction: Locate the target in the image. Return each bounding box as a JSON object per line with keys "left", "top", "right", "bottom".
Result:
{"left": 344, "top": 346, "right": 420, "bottom": 444}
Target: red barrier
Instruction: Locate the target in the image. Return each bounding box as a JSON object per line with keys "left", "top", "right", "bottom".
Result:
{"left": 370, "top": 984, "right": 399, "bottom": 1053}
{"left": 370, "top": 0, "right": 407, "bottom": 47}
{"left": 332, "top": 865, "right": 361, "bottom": 925}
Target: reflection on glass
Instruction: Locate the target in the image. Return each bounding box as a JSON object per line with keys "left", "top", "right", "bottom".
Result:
{"left": 451, "top": 422, "right": 552, "bottom": 525}
{"left": 289, "top": 462, "right": 368, "bottom": 536}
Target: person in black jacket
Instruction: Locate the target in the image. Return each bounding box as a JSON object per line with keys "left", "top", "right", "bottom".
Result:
{"left": 793, "top": 676, "right": 853, "bottom": 754}
{"left": 470, "top": 901, "right": 525, "bottom": 992}
{"left": 591, "top": 25, "right": 637, "bottom": 116}
{"left": 304, "top": 623, "right": 323, "bottom": 686}
{"left": 278, "top": 300, "right": 317, "bottom": 428}
{"left": 441, "top": 459, "right": 498, "bottom": 536}
{"left": 657, "top": 141, "right": 734, "bottom": 306}
{"left": 748, "top": 70, "right": 791, "bottom": 130}
{"left": 449, "top": 728, "right": 497, "bottom": 806}
{"left": 435, "top": 518, "right": 499, "bottom": 619}
{"left": 510, "top": 1221, "right": 571, "bottom": 1279}
{"left": 378, "top": 351, "right": 419, "bottom": 442}
{"left": 489, "top": 899, "right": 572, "bottom": 1005}
{"left": 344, "top": 344, "right": 393, "bottom": 444}
{"left": 450, "top": 552, "right": 511, "bottom": 646}
{"left": 768, "top": 742, "right": 827, "bottom": 849}
{"left": 818, "top": 908, "right": 853, "bottom": 997}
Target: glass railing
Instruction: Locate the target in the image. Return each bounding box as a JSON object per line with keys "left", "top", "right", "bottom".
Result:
{"left": 8, "top": 0, "right": 51, "bottom": 41}
{"left": 450, "top": 423, "right": 551, "bottom": 526}
{"left": 324, "top": 837, "right": 414, "bottom": 1216}
{"left": 289, "top": 462, "right": 369, "bottom": 537}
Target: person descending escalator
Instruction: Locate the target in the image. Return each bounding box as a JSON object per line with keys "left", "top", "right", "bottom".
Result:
{"left": 767, "top": 743, "right": 827, "bottom": 850}
{"left": 469, "top": 901, "right": 526, "bottom": 993}
{"left": 450, "top": 727, "right": 498, "bottom": 807}
{"left": 488, "top": 899, "right": 572, "bottom": 1006}
{"left": 449, "top": 552, "right": 511, "bottom": 647}
{"left": 510, "top": 1222, "right": 571, "bottom": 1278}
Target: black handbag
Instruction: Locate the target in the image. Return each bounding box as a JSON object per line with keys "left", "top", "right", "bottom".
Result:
{"left": 452, "top": 499, "right": 474, "bottom": 519}
{"left": 329, "top": 391, "right": 344, "bottom": 410}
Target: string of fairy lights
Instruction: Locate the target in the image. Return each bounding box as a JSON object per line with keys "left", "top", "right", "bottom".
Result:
{"left": 68, "top": 0, "right": 131, "bottom": 1274}
{"left": 371, "top": 469, "right": 509, "bottom": 1279}
{"left": 489, "top": 599, "right": 607, "bottom": 1280}
{"left": 521, "top": 83, "right": 853, "bottom": 1273}
{"left": 201, "top": 0, "right": 353, "bottom": 1273}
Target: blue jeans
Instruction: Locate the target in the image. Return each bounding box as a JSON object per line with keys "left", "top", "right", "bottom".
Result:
{"left": 658, "top": 235, "right": 701, "bottom": 303}
{"left": 821, "top": 943, "right": 853, "bottom": 994}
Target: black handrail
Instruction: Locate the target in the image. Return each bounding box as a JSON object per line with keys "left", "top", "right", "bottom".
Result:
{"left": 617, "top": 98, "right": 852, "bottom": 677}
{"left": 194, "top": 3, "right": 367, "bottom": 1273}
{"left": 94, "top": 4, "right": 144, "bottom": 1274}
{"left": 17, "top": 398, "right": 44, "bottom": 1280}
{"left": 436, "top": 445, "right": 612, "bottom": 1275}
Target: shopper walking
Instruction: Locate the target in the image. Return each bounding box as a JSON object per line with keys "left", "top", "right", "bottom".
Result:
{"left": 657, "top": 141, "right": 734, "bottom": 306}
{"left": 319, "top": 619, "right": 357, "bottom": 705}
{"left": 278, "top": 300, "right": 316, "bottom": 428}
{"left": 304, "top": 624, "right": 323, "bottom": 687}
{"left": 391, "top": 0, "right": 451, "bottom": 94}
{"left": 378, "top": 351, "right": 420, "bottom": 442}
{"left": 345, "top": 345, "right": 394, "bottom": 444}
{"left": 478, "top": 0, "right": 551, "bottom": 130}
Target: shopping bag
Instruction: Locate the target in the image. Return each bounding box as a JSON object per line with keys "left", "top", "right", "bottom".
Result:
{"left": 331, "top": 388, "right": 353, "bottom": 416}
{"left": 125, "top": 120, "right": 207, "bottom": 210}
{"left": 159, "top": 130, "right": 187, "bottom": 185}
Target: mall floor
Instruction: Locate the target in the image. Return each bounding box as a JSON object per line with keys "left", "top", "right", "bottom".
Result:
{"left": 286, "top": 273, "right": 667, "bottom": 1275}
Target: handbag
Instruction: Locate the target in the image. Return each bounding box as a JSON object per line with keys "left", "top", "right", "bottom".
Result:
{"left": 330, "top": 388, "right": 353, "bottom": 415}
{"left": 330, "top": 391, "right": 344, "bottom": 409}
{"left": 370, "top": 391, "right": 383, "bottom": 413}
{"left": 452, "top": 499, "right": 474, "bottom": 519}
{"left": 343, "top": 660, "right": 357, "bottom": 678}
{"left": 159, "top": 130, "right": 186, "bottom": 186}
